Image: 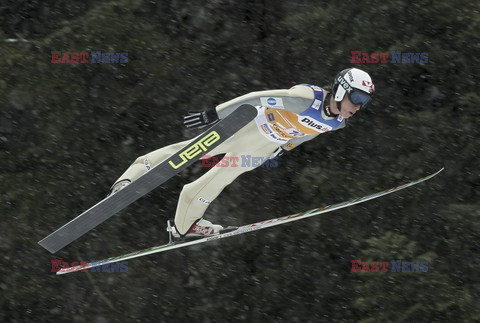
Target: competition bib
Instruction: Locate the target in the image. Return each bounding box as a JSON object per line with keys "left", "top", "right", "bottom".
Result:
{"left": 255, "top": 85, "right": 344, "bottom": 144}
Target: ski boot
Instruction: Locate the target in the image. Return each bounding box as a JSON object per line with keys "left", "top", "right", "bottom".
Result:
{"left": 166, "top": 219, "right": 237, "bottom": 242}
{"left": 107, "top": 179, "right": 131, "bottom": 197}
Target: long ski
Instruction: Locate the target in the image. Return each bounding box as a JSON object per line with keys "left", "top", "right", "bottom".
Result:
{"left": 56, "top": 168, "right": 444, "bottom": 275}
{"left": 39, "top": 104, "right": 258, "bottom": 254}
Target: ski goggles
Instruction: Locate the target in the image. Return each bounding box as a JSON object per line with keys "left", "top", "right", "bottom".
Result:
{"left": 348, "top": 89, "right": 372, "bottom": 108}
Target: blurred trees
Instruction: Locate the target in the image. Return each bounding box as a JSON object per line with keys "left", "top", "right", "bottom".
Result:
{"left": 353, "top": 232, "right": 479, "bottom": 321}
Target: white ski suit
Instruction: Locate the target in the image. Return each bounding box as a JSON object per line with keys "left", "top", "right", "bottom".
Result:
{"left": 115, "top": 84, "right": 346, "bottom": 234}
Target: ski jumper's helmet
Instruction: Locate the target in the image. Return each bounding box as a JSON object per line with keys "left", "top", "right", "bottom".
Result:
{"left": 332, "top": 68, "right": 375, "bottom": 110}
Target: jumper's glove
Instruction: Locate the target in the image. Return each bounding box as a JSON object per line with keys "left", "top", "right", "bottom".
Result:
{"left": 269, "top": 146, "right": 287, "bottom": 160}
{"left": 183, "top": 109, "right": 219, "bottom": 129}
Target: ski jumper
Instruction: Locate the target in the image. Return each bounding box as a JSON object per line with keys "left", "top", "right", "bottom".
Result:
{"left": 114, "top": 84, "right": 346, "bottom": 234}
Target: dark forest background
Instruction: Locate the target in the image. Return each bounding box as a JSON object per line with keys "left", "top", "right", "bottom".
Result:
{"left": 1, "top": 0, "right": 479, "bottom": 322}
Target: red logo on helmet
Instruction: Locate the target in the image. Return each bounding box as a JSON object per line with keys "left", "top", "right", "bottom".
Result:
{"left": 362, "top": 80, "right": 375, "bottom": 93}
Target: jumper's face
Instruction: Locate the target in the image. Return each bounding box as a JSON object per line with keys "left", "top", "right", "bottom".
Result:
{"left": 339, "top": 95, "right": 361, "bottom": 119}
